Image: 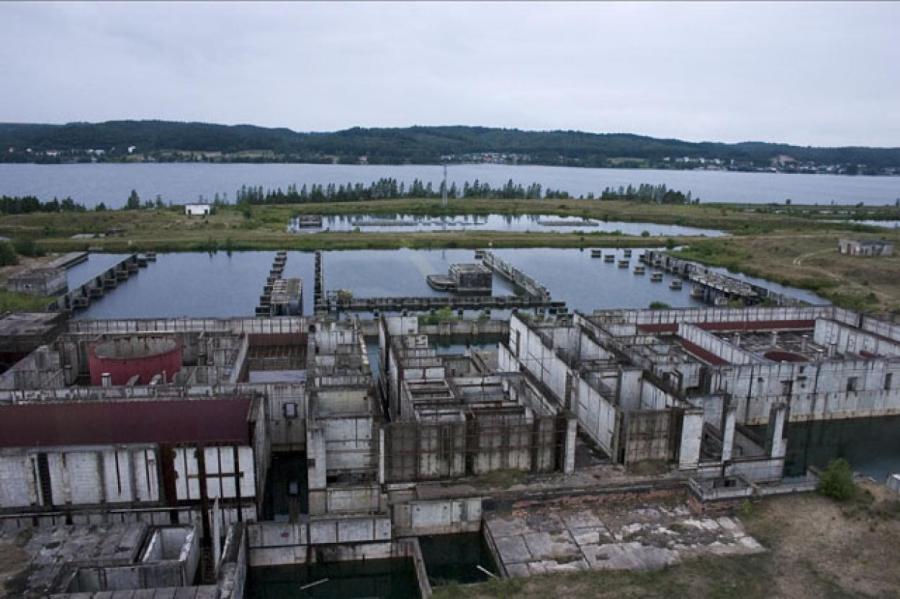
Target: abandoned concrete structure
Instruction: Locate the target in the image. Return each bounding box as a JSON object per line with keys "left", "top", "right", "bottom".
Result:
{"left": 0, "top": 301, "right": 898, "bottom": 596}
{"left": 6, "top": 267, "right": 68, "bottom": 296}
{"left": 378, "top": 316, "right": 577, "bottom": 482}
{"left": 426, "top": 263, "right": 493, "bottom": 293}
{"left": 838, "top": 238, "right": 895, "bottom": 256}
{"left": 0, "top": 311, "right": 68, "bottom": 371}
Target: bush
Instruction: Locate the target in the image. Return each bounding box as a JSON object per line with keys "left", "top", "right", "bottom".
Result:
{"left": 12, "top": 238, "right": 45, "bottom": 257}
{"left": 649, "top": 301, "right": 671, "bottom": 310}
{"left": 0, "top": 241, "right": 18, "bottom": 266}
{"left": 818, "top": 458, "right": 856, "bottom": 501}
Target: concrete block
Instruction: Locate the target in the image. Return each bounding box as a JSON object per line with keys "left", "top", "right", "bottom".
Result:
{"left": 308, "top": 520, "right": 337, "bottom": 545}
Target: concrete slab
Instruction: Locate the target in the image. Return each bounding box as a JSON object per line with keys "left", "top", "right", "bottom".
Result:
{"left": 484, "top": 494, "right": 764, "bottom": 579}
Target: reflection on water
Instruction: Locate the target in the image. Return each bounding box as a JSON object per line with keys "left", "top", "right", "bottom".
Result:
{"left": 419, "top": 533, "right": 498, "bottom": 586}
{"left": 849, "top": 219, "right": 900, "bottom": 229}
{"left": 73, "top": 247, "right": 827, "bottom": 320}
{"left": 248, "top": 559, "right": 419, "bottom": 599}
{"left": 781, "top": 416, "right": 900, "bottom": 481}
{"left": 290, "top": 213, "right": 724, "bottom": 237}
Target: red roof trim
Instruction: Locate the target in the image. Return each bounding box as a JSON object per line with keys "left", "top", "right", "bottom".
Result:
{"left": 0, "top": 398, "right": 252, "bottom": 448}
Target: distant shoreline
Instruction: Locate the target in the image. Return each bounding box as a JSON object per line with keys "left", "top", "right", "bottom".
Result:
{"left": 2, "top": 161, "right": 898, "bottom": 178}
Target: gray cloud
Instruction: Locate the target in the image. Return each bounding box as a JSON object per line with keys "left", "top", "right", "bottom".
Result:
{"left": 0, "top": 1, "right": 898, "bottom": 146}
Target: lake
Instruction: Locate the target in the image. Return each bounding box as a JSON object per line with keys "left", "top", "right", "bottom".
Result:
{"left": 2, "top": 163, "right": 898, "bottom": 208}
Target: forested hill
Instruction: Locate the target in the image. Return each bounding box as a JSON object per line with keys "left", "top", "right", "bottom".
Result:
{"left": 1, "top": 120, "right": 899, "bottom": 173}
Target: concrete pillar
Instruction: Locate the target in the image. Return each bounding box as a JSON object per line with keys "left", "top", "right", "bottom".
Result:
{"left": 721, "top": 405, "right": 737, "bottom": 462}
{"left": 377, "top": 427, "right": 386, "bottom": 485}
{"left": 212, "top": 498, "right": 222, "bottom": 573}
{"left": 563, "top": 417, "right": 578, "bottom": 474}
{"left": 767, "top": 403, "right": 788, "bottom": 459}
{"left": 770, "top": 331, "right": 778, "bottom": 347}
{"left": 307, "top": 427, "right": 327, "bottom": 491}
{"left": 678, "top": 409, "right": 704, "bottom": 470}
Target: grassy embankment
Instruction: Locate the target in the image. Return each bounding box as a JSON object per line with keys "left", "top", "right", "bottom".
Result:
{"left": 673, "top": 233, "right": 900, "bottom": 314}
{"left": 1, "top": 198, "right": 898, "bottom": 312}
{"left": 432, "top": 482, "right": 900, "bottom": 599}
{"left": 0, "top": 198, "right": 894, "bottom": 252}
{"left": 0, "top": 289, "right": 52, "bottom": 312}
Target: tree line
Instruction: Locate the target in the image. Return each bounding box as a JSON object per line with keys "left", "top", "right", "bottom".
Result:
{"left": 0, "top": 195, "right": 86, "bottom": 214}
{"left": 598, "top": 184, "right": 698, "bottom": 204}
{"left": 235, "top": 178, "right": 577, "bottom": 205}
{"left": 0, "top": 181, "right": 698, "bottom": 215}
{"left": 4, "top": 121, "right": 900, "bottom": 169}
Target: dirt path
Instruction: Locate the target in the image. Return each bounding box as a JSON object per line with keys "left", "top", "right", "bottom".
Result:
{"left": 791, "top": 247, "right": 835, "bottom": 267}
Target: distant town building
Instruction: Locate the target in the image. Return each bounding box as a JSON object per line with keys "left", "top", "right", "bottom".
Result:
{"left": 184, "top": 203, "right": 212, "bottom": 217}
{"left": 838, "top": 238, "right": 894, "bottom": 257}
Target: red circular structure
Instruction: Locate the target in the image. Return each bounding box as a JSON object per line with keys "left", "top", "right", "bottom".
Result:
{"left": 89, "top": 336, "right": 182, "bottom": 386}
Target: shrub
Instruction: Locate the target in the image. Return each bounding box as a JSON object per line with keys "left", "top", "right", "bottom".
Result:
{"left": 13, "top": 238, "right": 45, "bottom": 257}
{"left": 649, "top": 301, "right": 671, "bottom": 310}
{"left": 818, "top": 458, "right": 856, "bottom": 501}
{"left": 0, "top": 241, "right": 18, "bottom": 266}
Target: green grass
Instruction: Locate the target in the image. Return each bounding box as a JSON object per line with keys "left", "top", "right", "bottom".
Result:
{"left": 0, "top": 289, "right": 52, "bottom": 312}
{"left": 2, "top": 198, "right": 893, "bottom": 251}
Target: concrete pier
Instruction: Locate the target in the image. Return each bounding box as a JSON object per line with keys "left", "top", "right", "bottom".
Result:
{"left": 44, "top": 251, "right": 88, "bottom": 270}
{"left": 324, "top": 293, "right": 564, "bottom": 312}
{"left": 256, "top": 251, "right": 302, "bottom": 317}
{"left": 480, "top": 250, "right": 551, "bottom": 301}
{"left": 641, "top": 250, "right": 808, "bottom": 306}
{"left": 315, "top": 249, "right": 563, "bottom": 314}
{"left": 46, "top": 254, "right": 146, "bottom": 313}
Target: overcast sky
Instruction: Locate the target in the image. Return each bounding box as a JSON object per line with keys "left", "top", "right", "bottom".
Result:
{"left": 1, "top": 2, "right": 898, "bottom": 146}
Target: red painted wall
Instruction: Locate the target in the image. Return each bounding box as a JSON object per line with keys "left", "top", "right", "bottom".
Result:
{"left": 89, "top": 343, "right": 183, "bottom": 385}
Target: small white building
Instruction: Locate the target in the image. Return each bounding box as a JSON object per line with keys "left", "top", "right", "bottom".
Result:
{"left": 184, "top": 204, "right": 211, "bottom": 217}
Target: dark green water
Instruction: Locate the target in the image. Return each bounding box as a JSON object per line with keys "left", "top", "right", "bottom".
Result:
{"left": 781, "top": 415, "right": 900, "bottom": 480}
{"left": 264, "top": 452, "right": 309, "bottom": 520}
{"left": 419, "top": 533, "right": 499, "bottom": 586}
{"left": 248, "top": 559, "right": 419, "bottom": 599}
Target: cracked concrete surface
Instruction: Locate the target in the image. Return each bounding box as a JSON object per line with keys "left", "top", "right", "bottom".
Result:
{"left": 485, "top": 494, "right": 763, "bottom": 578}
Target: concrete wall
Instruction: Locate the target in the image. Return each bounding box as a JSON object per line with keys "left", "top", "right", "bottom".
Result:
{"left": 247, "top": 515, "right": 392, "bottom": 567}
{"left": 814, "top": 319, "right": 900, "bottom": 357}
{"left": 639, "top": 378, "right": 678, "bottom": 411}
{"left": 678, "top": 323, "right": 762, "bottom": 365}
{"left": 710, "top": 357, "right": 900, "bottom": 424}
{"left": 320, "top": 415, "right": 375, "bottom": 473}
{"left": 0, "top": 445, "right": 160, "bottom": 509}
{"left": 217, "top": 523, "right": 248, "bottom": 599}
{"left": 173, "top": 445, "right": 256, "bottom": 502}
{"left": 623, "top": 410, "right": 677, "bottom": 464}
{"left": 502, "top": 317, "right": 620, "bottom": 456}
{"left": 392, "top": 497, "right": 483, "bottom": 536}
{"left": 308, "top": 484, "right": 384, "bottom": 516}
{"left": 266, "top": 382, "right": 306, "bottom": 450}
{"left": 0, "top": 346, "right": 66, "bottom": 390}
{"left": 592, "top": 306, "right": 836, "bottom": 327}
